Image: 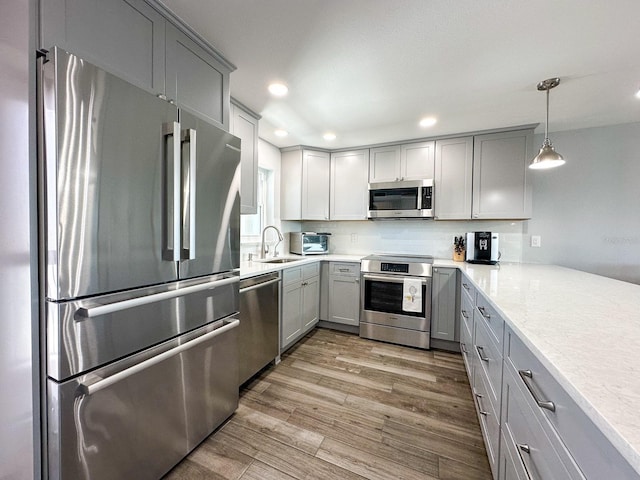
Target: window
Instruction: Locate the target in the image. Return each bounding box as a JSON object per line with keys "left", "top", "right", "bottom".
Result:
{"left": 241, "top": 167, "right": 274, "bottom": 240}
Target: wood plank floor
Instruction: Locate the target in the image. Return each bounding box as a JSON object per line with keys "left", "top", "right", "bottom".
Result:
{"left": 164, "top": 328, "right": 492, "bottom": 480}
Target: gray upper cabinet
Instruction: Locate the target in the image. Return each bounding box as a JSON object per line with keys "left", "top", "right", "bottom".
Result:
{"left": 472, "top": 130, "right": 533, "bottom": 219}
{"left": 231, "top": 100, "right": 260, "bottom": 215}
{"left": 369, "top": 142, "right": 435, "bottom": 183}
{"left": 40, "top": 0, "right": 166, "bottom": 94}
{"left": 165, "top": 24, "right": 230, "bottom": 129}
{"left": 330, "top": 150, "right": 369, "bottom": 220}
{"left": 434, "top": 137, "right": 473, "bottom": 220}
{"left": 281, "top": 149, "right": 331, "bottom": 220}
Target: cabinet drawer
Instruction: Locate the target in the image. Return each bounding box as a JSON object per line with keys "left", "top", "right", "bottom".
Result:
{"left": 501, "top": 366, "right": 585, "bottom": 480}
{"left": 460, "top": 287, "right": 474, "bottom": 339}
{"left": 472, "top": 362, "right": 500, "bottom": 476}
{"left": 473, "top": 317, "right": 503, "bottom": 410}
{"left": 460, "top": 275, "right": 476, "bottom": 305}
{"left": 283, "top": 266, "right": 303, "bottom": 285}
{"left": 475, "top": 294, "right": 504, "bottom": 348}
{"left": 303, "top": 262, "right": 320, "bottom": 280}
{"left": 330, "top": 262, "right": 359, "bottom": 276}
{"left": 505, "top": 327, "right": 639, "bottom": 479}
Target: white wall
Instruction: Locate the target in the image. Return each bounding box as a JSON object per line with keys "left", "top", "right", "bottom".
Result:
{"left": 523, "top": 122, "right": 640, "bottom": 284}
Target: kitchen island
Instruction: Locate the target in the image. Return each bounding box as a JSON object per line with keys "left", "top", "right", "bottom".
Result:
{"left": 241, "top": 256, "right": 640, "bottom": 477}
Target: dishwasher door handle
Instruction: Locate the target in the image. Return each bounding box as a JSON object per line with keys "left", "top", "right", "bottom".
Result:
{"left": 239, "top": 277, "right": 280, "bottom": 294}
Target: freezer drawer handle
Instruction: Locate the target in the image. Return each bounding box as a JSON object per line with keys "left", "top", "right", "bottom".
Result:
{"left": 79, "top": 318, "right": 239, "bottom": 395}
{"left": 75, "top": 276, "right": 239, "bottom": 319}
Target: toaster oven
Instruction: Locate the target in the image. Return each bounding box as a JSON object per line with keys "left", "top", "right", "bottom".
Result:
{"left": 289, "top": 232, "right": 330, "bottom": 255}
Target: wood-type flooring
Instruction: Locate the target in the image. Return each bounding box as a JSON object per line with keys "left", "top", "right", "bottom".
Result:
{"left": 164, "top": 328, "right": 492, "bottom": 480}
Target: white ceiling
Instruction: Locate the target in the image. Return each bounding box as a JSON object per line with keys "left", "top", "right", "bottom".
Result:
{"left": 160, "top": 0, "right": 640, "bottom": 149}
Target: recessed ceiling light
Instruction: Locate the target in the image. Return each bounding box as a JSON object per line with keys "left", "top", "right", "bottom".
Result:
{"left": 323, "top": 132, "right": 336, "bottom": 141}
{"left": 274, "top": 129, "right": 288, "bottom": 137}
{"left": 419, "top": 117, "right": 437, "bottom": 128}
{"left": 268, "top": 83, "right": 288, "bottom": 97}
{"left": 635, "top": 88, "right": 640, "bottom": 99}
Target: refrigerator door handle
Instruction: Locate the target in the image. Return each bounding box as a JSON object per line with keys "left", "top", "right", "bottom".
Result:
{"left": 164, "top": 121, "right": 181, "bottom": 262}
{"left": 75, "top": 276, "right": 239, "bottom": 319}
{"left": 181, "top": 128, "right": 197, "bottom": 260}
{"left": 78, "top": 317, "right": 240, "bottom": 395}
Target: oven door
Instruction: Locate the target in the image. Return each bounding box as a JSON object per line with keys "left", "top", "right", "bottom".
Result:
{"left": 360, "top": 273, "right": 432, "bottom": 331}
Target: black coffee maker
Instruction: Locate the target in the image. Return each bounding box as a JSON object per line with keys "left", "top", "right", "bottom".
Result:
{"left": 465, "top": 232, "right": 500, "bottom": 265}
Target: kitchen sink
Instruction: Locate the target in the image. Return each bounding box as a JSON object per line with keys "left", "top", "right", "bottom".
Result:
{"left": 259, "top": 258, "right": 301, "bottom": 264}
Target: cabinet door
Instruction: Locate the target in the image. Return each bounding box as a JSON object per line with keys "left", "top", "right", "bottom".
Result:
{"left": 328, "top": 276, "right": 360, "bottom": 326}
{"left": 431, "top": 267, "right": 458, "bottom": 341}
{"left": 281, "top": 282, "right": 303, "bottom": 349}
{"left": 165, "top": 24, "right": 230, "bottom": 129}
{"left": 40, "top": 0, "right": 166, "bottom": 94}
{"left": 434, "top": 137, "right": 473, "bottom": 220}
{"left": 231, "top": 101, "right": 259, "bottom": 215}
{"left": 301, "top": 150, "right": 330, "bottom": 220}
{"left": 472, "top": 130, "right": 533, "bottom": 219}
{"left": 330, "top": 150, "right": 369, "bottom": 220}
{"left": 280, "top": 150, "right": 303, "bottom": 220}
{"left": 302, "top": 277, "right": 320, "bottom": 331}
{"left": 401, "top": 141, "right": 435, "bottom": 180}
{"left": 369, "top": 146, "right": 401, "bottom": 183}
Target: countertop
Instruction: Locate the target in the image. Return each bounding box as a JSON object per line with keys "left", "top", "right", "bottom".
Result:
{"left": 241, "top": 256, "right": 640, "bottom": 473}
{"left": 240, "top": 254, "right": 364, "bottom": 279}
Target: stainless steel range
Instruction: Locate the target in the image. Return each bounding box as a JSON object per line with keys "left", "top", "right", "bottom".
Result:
{"left": 360, "top": 254, "right": 433, "bottom": 349}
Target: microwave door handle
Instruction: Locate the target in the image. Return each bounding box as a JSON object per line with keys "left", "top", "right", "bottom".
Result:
{"left": 181, "top": 128, "right": 197, "bottom": 260}
{"left": 163, "top": 122, "right": 181, "bottom": 262}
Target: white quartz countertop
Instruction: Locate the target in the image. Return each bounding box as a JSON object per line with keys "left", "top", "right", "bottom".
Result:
{"left": 453, "top": 262, "right": 640, "bottom": 475}
{"left": 241, "top": 255, "right": 640, "bottom": 473}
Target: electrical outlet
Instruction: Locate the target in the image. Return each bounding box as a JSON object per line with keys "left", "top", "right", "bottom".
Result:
{"left": 531, "top": 235, "right": 541, "bottom": 248}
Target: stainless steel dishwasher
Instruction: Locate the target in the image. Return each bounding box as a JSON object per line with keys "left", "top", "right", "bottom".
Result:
{"left": 238, "top": 272, "right": 281, "bottom": 386}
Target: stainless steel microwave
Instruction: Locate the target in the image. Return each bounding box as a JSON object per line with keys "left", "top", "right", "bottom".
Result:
{"left": 367, "top": 179, "right": 434, "bottom": 219}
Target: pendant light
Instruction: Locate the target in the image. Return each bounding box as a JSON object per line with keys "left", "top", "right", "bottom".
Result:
{"left": 530, "top": 77, "right": 565, "bottom": 169}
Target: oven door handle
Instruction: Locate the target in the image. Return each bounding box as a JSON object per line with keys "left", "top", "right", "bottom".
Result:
{"left": 361, "top": 273, "right": 428, "bottom": 284}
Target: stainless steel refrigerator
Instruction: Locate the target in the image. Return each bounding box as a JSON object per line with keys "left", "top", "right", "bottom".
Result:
{"left": 40, "top": 47, "right": 241, "bottom": 480}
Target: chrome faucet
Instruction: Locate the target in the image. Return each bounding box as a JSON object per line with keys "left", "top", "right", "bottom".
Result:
{"left": 260, "top": 225, "right": 284, "bottom": 259}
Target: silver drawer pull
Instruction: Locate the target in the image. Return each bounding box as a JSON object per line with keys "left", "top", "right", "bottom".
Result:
{"left": 477, "top": 306, "right": 491, "bottom": 319}
{"left": 462, "top": 283, "right": 470, "bottom": 290}
{"left": 516, "top": 443, "right": 534, "bottom": 480}
{"left": 518, "top": 369, "right": 556, "bottom": 412}
{"left": 460, "top": 342, "right": 467, "bottom": 354}
{"left": 476, "top": 345, "right": 490, "bottom": 362}
{"left": 461, "top": 309, "right": 469, "bottom": 319}
{"left": 79, "top": 318, "right": 239, "bottom": 395}
{"left": 474, "top": 392, "right": 489, "bottom": 416}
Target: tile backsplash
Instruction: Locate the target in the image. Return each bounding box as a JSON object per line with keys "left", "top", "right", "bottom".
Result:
{"left": 300, "top": 220, "right": 525, "bottom": 262}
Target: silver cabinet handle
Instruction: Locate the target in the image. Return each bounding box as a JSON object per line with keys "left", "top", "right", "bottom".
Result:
{"left": 461, "top": 309, "right": 469, "bottom": 319}
{"left": 518, "top": 369, "right": 556, "bottom": 412}
{"left": 79, "top": 318, "right": 239, "bottom": 395}
{"left": 338, "top": 268, "right": 350, "bottom": 272}
{"left": 163, "top": 121, "right": 181, "bottom": 262}
{"left": 474, "top": 392, "right": 489, "bottom": 416}
{"left": 239, "top": 277, "right": 280, "bottom": 294}
{"left": 75, "top": 276, "right": 239, "bottom": 319}
{"left": 462, "top": 282, "right": 470, "bottom": 290}
{"left": 477, "top": 306, "right": 491, "bottom": 319}
{"left": 516, "top": 443, "right": 534, "bottom": 480}
{"left": 476, "top": 345, "right": 490, "bottom": 362}
{"left": 460, "top": 342, "right": 467, "bottom": 354}
{"left": 181, "top": 128, "right": 197, "bottom": 260}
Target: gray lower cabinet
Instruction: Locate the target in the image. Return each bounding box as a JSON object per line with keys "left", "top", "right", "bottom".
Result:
{"left": 40, "top": 0, "right": 166, "bottom": 94}
{"left": 431, "top": 267, "right": 459, "bottom": 344}
{"left": 231, "top": 99, "right": 260, "bottom": 215}
{"left": 281, "top": 263, "right": 320, "bottom": 351}
{"left": 327, "top": 262, "right": 360, "bottom": 326}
